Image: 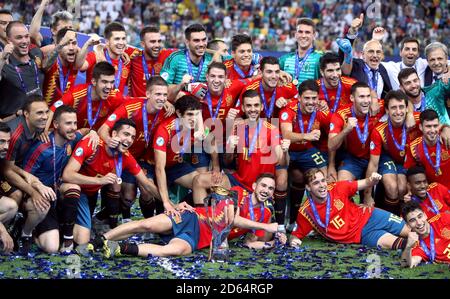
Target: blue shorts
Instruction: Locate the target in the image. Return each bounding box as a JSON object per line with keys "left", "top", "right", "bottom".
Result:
{"left": 122, "top": 161, "right": 155, "bottom": 184}
{"left": 76, "top": 193, "right": 98, "bottom": 229}
{"left": 289, "top": 148, "right": 328, "bottom": 171}
{"left": 190, "top": 152, "right": 210, "bottom": 169}
{"left": 338, "top": 153, "right": 369, "bottom": 179}
{"left": 360, "top": 208, "right": 406, "bottom": 248}
{"left": 166, "top": 162, "right": 197, "bottom": 185}
{"left": 160, "top": 211, "right": 200, "bottom": 251}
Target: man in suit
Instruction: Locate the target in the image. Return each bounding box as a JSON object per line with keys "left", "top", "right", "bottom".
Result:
{"left": 338, "top": 14, "right": 392, "bottom": 100}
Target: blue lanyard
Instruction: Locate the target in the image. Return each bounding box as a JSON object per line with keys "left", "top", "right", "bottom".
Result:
{"left": 57, "top": 57, "right": 71, "bottom": 93}
{"left": 205, "top": 91, "right": 223, "bottom": 122}
{"left": 104, "top": 49, "right": 123, "bottom": 89}
{"left": 246, "top": 193, "right": 265, "bottom": 233}
{"left": 419, "top": 226, "right": 436, "bottom": 262}
{"left": 259, "top": 83, "right": 276, "bottom": 118}
{"left": 142, "top": 101, "right": 160, "bottom": 146}
{"left": 320, "top": 78, "right": 342, "bottom": 113}
{"left": 86, "top": 85, "right": 103, "bottom": 128}
{"left": 307, "top": 192, "right": 331, "bottom": 231}
{"left": 351, "top": 107, "right": 369, "bottom": 145}
{"left": 415, "top": 93, "right": 426, "bottom": 112}
{"left": 412, "top": 193, "right": 440, "bottom": 215}
{"left": 185, "top": 50, "right": 204, "bottom": 82}
{"left": 423, "top": 139, "right": 441, "bottom": 176}
{"left": 233, "top": 62, "right": 254, "bottom": 79}
{"left": 14, "top": 59, "right": 41, "bottom": 95}
{"left": 364, "top": 65, "right": 378, "bottom": 92}
{"left": 245, "top": 120, "right": 262, "bottom": 158}
{"left": 141, "top": 53, "right": 155, "bottom": 81}
{"left": 295, "top": 48, "right": 313, "bottom": 82}
{"left": 114, "top": 152, "right": 123, "bottom": 178}
{"left": 297, "top": 102, "right": 317, "bottom": 134}
{"left": 387, "top": 118, "right": 406, "bottom": 151}
{"left": 175, "top": 118, "right": 191, "bottom": 156}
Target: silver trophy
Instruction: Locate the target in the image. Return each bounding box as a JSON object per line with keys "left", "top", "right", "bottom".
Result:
{"left": 204, "top": 186, "right": 238, "bottom": 262}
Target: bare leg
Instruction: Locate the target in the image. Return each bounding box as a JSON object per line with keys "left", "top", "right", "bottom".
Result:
{"left": 136, "top": 238, "right": 192, "bottom": 257}
{"left": 104, "top": 213, "right": 173, "bottom": 241}
{"left": 35, "top": 229, "right": 59, "bottom": 253}
{"left": 0, "top": 196, "right": 18, "bottom": 223}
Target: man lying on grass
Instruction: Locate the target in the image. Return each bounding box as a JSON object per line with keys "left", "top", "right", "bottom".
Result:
{"left": 401, "top": 201, "right": 450, "bottom": 268}
{"left": 289, "top": 168, "right": 410, "bottom": 250}
{"left": 91, "top": 173, "right": 285, "bottom": 258}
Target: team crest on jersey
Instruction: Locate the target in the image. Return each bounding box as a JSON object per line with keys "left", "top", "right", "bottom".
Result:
{"left": 334, "top": 198, "right": 344, "bottom": 211}
{"left": 329, "top": 123, "right": 334, "bottom": 131}
{"left": 441, "top": 228, "right": 450, "bottom": 239}
{"left": 370, "top": 141, "right": 375, "bottom": 150}
{"left": 108, "top": 114, "right": 117, "bottom": 121}
{"left": 75, "top": 148, "right": 83, "bottom": 157}
{"left": 122, "top": 68, "right": 129, "bottom": 78}
{"left": 281, "top": 112, "right": 288, "bottom": 121}
{"left": 54, "top": 100, "right": 64, "bottom": 108}
{"left": 1, "top": 181, "right": 11, "bottom": 192}
{"left": 226, "top": 95, "right": 233, "bottom": 106}
{"left": 156, "top": 136, "right": 164, "bottom": 146}
{"left": 160, "top": 72, "right": 169, "bottom": 81}
{"left": 442, "top": 150, "right": 449, "bottom": 161}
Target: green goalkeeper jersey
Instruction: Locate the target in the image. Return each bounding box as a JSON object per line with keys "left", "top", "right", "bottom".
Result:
{"left": 279, "top": 48, "right": 323, "bottom": 87}
{"left": 423, "top": 79, "right": 450, "bottom": 125}
{"left": 160, "top": 49, "right": 213, "bottom": 84}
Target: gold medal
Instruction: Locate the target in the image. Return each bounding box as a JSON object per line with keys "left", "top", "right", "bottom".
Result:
{"left": 292, "top": 79, "right": 299, "bottom": 86}
{"left": 117, "top": 178, "right": 122, "bottom": 185}
{"left": 399, "top": 150, "right": 405, "bottom": 157}
{"left": 178, "top": 155, "right": 184, "bottom": 163}
{"left": 437, "top": 168, "right": 442, "bottom": 176}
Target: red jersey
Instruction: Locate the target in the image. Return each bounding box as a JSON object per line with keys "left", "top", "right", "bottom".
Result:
{"left": 370, "top": 112, "right": 422, "bottom": 164}
{"left": 413, "top": 183, "right": 450, "bottom": 218}
{"left": 128, "top": 49, "right": 176, "bottom": 97}
{"left": 241, "top": 79, "right": 298, "bottom": 119}
{"left": 411, "top": 213, "right": 450, "bottom": 264}
{"left": 153, "top": 116, "right": 195, "bottom": 168}
{"left": 231, "top": 120, "right": 281, "bottom": 190}
{"left": 43, "top": 60, "right": 78, "bottom": 106}
{"left": 51, "top": 84, "right": 123, "bottom": 130}
{"left": 224, "top": 58, "right": 258, "bottom": 81}
{"left": 228, "top": 186, "right": 273, "bottom": 240}
{"left": 279, "top": 100, "right": 331, "bottom": 152}
{"left": 292, "top": 181, "right": 373, "bottom": 244}
{"left": 329, "top": 103, "right": 384, "bottom": 159}
{"left": 102, "top": 98, "right": 166, "bottom": 162}
{"left": 316, "top": 76, "right": 356, "bottom": 113}
{"left": 71, "top": 139, "right": 141, "bottom": 195}
{"left": 195, "top": 186, "right": 272, "bottom": 249}
{"left": 85, "top": 47, "right": 136, "bottom": 94}
{"left": 404, "top": 136, "right": 450, "bottom": 189}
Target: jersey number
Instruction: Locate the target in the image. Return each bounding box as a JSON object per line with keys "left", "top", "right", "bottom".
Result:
{"left": 330, "top": 215, "right": 345, "bottom": 229}
{"left": 383, "top": 161, "right": 397, "bottom": 171}
{"left": 388, "top": 214, "right": 403, "bottom": 224}
{"left": 312, "top": 153, "right": 326, "bottom": 165}
{"left": 443, "top": 244, "right": 450, "bottom": 259}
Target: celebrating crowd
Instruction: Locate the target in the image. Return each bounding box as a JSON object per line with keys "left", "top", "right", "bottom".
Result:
{"left": 0, "top": 0, "right": 449, "bottom": 270}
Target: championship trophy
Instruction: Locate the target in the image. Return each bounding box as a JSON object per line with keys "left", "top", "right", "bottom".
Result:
{"left": 204, "top": 186, "right": 238, "bottom": 262}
